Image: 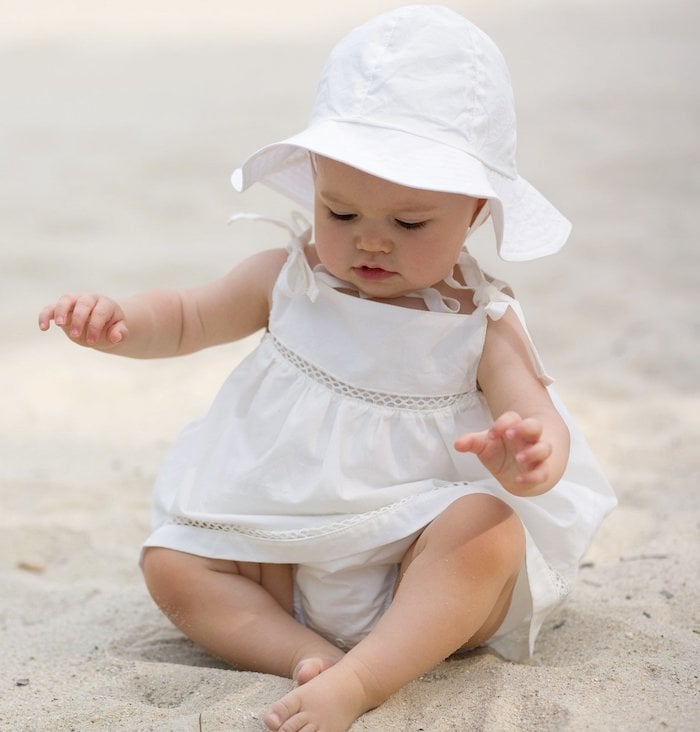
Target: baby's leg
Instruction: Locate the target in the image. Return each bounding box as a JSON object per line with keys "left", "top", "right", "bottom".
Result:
{"left": 142, "top": 548, "right": 344, "bottom": 679}
{"left": 264, "top": 494, "right": 525, "bottom": 732}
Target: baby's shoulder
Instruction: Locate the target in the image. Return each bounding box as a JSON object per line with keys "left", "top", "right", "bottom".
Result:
{"left": 227, "top": 247, "right": 289, "bottom": 303}
{"left": 242, "top": 246, "right": 289, "bottom": 276}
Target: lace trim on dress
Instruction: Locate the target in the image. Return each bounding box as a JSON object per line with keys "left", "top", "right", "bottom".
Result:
{"left": 167, "top": 481, "right": 492, "bottom": 540}
{"left": 168, "top": 489, "right": 436, "bottom": 541}
{"left": 270, "top": 334, "right": 476, "bottom": 411}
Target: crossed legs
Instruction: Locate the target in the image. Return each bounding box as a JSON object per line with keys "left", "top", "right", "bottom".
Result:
{"left": 142, "top": 493, "right": 525, "bottom": 732}
{"left": 141, "top": 550, "right": 344, "bottom": 680}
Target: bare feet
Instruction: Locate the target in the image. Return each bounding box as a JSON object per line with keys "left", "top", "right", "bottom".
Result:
{"left": 264, "top": 657, "right": 379, "bottom": 732}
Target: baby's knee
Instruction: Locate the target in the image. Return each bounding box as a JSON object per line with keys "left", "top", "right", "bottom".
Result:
{"left": 448, "top": 494, "right": 525, "bottom": 575}
{"left": 141, "top": 547, "right": 200, "bottom": 611}
{"left": 485, "top": 500, "right": 525, "bottom": 575}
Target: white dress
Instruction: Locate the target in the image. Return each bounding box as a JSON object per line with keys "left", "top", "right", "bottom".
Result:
{"left": 145, "top": 223, "right": 616, "bottom": 661}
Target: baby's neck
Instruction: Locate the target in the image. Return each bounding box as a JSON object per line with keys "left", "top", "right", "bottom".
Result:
{"left": 304, "top": 245, "right": 476, "bottom": 314}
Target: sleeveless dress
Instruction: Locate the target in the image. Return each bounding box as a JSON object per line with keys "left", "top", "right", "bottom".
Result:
{"left": 144, "top": 220, "right": 616, "bottom": 661}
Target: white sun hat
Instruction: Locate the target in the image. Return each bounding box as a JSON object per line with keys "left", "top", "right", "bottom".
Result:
{"left": 231, "top": 4, "right": 571, "bottom": 261}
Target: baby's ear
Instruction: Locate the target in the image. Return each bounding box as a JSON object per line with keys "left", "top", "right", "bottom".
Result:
{"left": 472, "top": 199, "right": 488, "bottom": 224}
{"left": 465, "top": 199, "right": 491, "bottom": 240}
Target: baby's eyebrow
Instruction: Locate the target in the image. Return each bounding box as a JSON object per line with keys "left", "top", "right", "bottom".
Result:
{"left": 319, "top": 190, "right": 436, "bottom": 215}
{"left": 318, "top": 191, "right": 352, "bottom": 207}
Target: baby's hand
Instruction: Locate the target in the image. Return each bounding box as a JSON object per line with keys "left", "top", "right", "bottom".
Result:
{"left": 454, "top": 411, "right": 553, "bottom": 495}
{"left": 38, "top": 293, "right": 128, "bottom": 349}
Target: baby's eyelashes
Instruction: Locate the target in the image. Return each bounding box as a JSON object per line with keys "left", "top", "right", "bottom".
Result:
{"left": 328, "top": 209, "right": 428, "bottom": 231}
{"left": 328, "top": 209, "right": 356, "bottom": 222}
{"left": 395, "top": 219, "right": 427, "bottom": 230}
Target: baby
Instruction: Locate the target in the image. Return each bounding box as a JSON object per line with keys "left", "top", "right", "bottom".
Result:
{"left": 39, "top": 7, "right": 615, "bottom": 731}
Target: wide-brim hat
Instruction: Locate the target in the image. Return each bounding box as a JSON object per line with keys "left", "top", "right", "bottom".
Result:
{"left": 231, "top": 5, "right": 571, "bottom": 262}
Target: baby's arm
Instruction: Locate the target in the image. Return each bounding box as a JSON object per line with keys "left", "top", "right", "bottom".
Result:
{"left": 454, "top": 308, "right": 570, "bottom": 497}
{"left": 38, "top": 248, "right": 287, "bottom": 358}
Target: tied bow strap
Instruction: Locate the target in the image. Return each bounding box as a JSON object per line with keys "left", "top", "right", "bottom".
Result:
{"left": 314, "top": 267, "right": 461, "bottom": 313}
{"left": 472, "top": 281, "right": 513, "bottom": 321}
{"left": 447, "top": 252, "right": 554, "bottom": 385}
{"left": 446, "top": 263, "right": 516, "bottom": 321}
{"left": 445, "top": 255, "right": 513, "bottom": 322}
{"left": 228, "top": 211, "right": 318, "bottom": 301}
{"left": 409, "top": 288, "right": 461, "bottom": 313}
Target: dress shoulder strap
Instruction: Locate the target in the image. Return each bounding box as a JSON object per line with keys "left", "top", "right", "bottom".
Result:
{"left": 447, "top": 251, "right": 554, "bottom": 385}
{"left": 229, "top": 211, "right": 318, "bottom": 300}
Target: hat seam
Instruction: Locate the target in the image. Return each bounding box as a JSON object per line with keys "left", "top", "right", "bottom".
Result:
{"left": 355, "top": 12, "right": 401, "bottom": 118}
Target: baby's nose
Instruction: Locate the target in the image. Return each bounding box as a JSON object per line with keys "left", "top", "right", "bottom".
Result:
{"left": 355, "top": 227, "right": 392, "bottom": 253}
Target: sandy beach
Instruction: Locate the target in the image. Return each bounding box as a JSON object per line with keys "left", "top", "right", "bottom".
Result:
{"left": 2, "top": 0, "right": 698, "bottom": 729}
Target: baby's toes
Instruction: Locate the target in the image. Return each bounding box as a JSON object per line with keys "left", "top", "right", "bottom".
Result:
{"left": 293, "top": 656, "right": 339, "bottom": 686}
{"left": 264, "top": 691, "right": 312, "bottom": 732}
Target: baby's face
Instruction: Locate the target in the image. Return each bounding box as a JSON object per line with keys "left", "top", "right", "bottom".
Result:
{"left": 313, "top": 157, "right": 482, "bottom": 299}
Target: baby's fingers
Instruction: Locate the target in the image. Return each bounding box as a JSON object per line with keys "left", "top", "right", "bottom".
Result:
{"left": 81, "top": 296, "right": 123, "bottom": 345}
{"left": 502, "top": 416, "right": 543, "bottom": 446}
{"left": 39, "top": 293, "right": 126, "bottom": 348}
{"left": 454, "top": 430, "right": 489, "bottom": 455}
{"left": 516, "top": 440, "right": 552, "bottom": 471}
{"left": 67, "top": 294, "right": 103, "bottom": 340}
{"left": 513, "top": 439, "right": 553, "bottom": 491}
{"left": 489, "top": 411, "right": 523, "bottom": 438}
{"left": 105, "top": 321, "right": 128, "bottom": 345}
{"left": 515, "top": 465, "right": 549, "bottom": 488}
{"left": 38, "top": 303, "right": 58, "bottom": 331}
{"left": 38, "top": 293, "right": 84, "bottom": 332}
{"left": 39, "top": 293, "right": 78, "bottom": 331}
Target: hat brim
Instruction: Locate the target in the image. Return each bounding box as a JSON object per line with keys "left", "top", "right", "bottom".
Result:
{"left": 488, "top": 171, "right": 572, "bottom": 261}
{"left": 232, "top": 119, "right": 570, "bottom": 261}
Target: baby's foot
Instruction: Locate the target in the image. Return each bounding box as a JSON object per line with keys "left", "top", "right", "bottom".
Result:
{"left": 264, "top": 659, "right": 377, "bottom": 732}
{"left": 293, "top": 656, "right": 339, "bottom": 686}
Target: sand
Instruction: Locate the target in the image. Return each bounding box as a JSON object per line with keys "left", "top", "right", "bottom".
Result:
{"left": 1, "top": 0, "right": 698, "bottom": 729}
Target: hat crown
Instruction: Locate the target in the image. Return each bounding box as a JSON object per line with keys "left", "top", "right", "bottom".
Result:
{"left": 232, "top": 5, "right": 571, "bottom": 262}
{"left": 311, "top": 5, "right": 517, "bottom": 179}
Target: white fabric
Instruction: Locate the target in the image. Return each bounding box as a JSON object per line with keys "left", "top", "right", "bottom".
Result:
{"left": 144, "top": 231, "right": 616, "bottom": 660}
{"left": 231, "top": 5, "right": 571, "bottom": 261}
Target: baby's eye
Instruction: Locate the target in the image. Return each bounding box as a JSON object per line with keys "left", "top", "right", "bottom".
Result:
{"left": 396, "top": 219, "right": 428, "bottom": 230}
{"left": 328, "top": 210, "right": 356, "bottom": 222}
